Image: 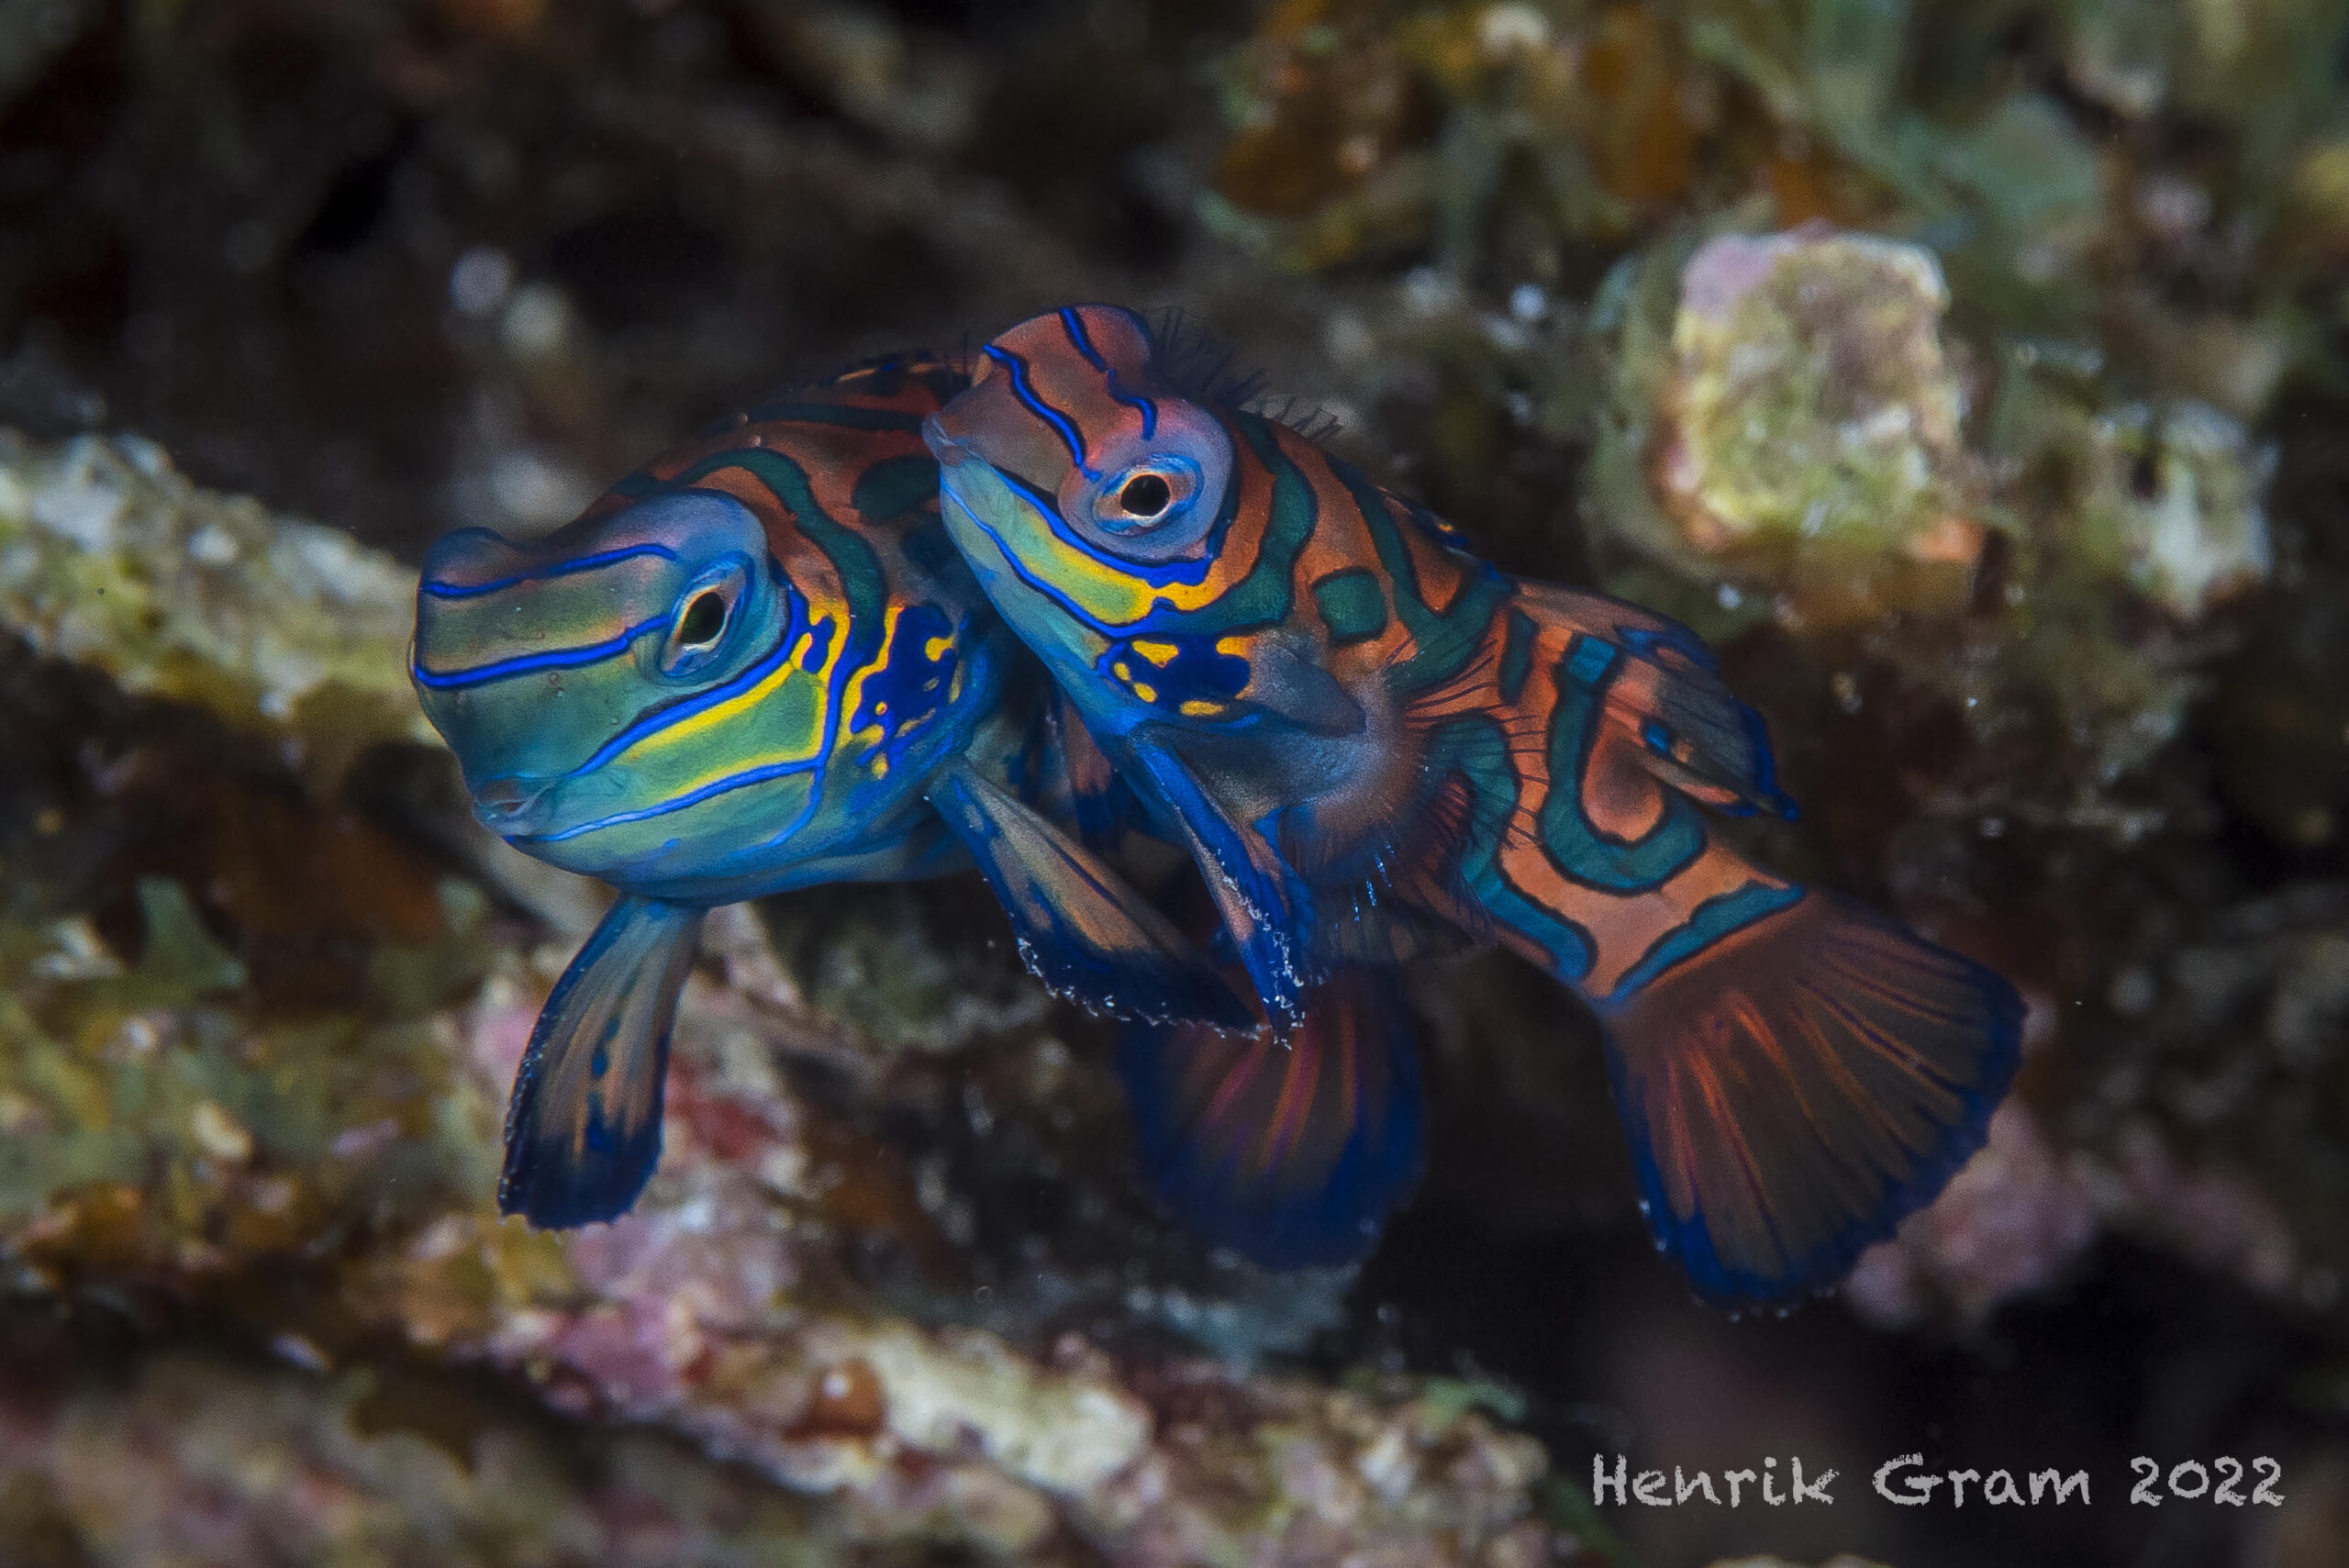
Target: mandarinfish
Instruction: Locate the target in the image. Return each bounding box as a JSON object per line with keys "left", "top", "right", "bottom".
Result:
{"left": 407, "top": 354, "right": 1370, "bottom": 1233}
{"left": 923, "top": 305, "right": 2024, "bottom": 1303}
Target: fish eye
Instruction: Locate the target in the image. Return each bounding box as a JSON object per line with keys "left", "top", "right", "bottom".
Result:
{"left": 1055, "top": 411, "right": 1231, "bottom": 565}
{"left": 1092, "top": 461, "right": 1197, "bottom": 536}
{"left": 1119, "top": 472, "right": 1172, "bottom": 517}
{"left": 677, "top": 590, "right": 729, "bottom": 648}
{"left": 657, "top": 563, "right": 749, "bottom": 678}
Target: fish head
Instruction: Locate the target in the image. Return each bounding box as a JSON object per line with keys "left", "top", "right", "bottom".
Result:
{"left": 925, "top": 306, "right": 1255, "bottom": 725}
{"left": 411, "top": 487, "right": 824, "bottom": 887}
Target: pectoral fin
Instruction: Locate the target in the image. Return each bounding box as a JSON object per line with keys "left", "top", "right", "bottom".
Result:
{"left": 1125, "top": 741, "right": 1317, "bottom": 1033}
{"left": 1241, "top": 637, "right": 1364, "bottom": 737}
{"left": 1052, "top": 691, "right": 1141, "bottom": 852}
{"left": 499, "top": 895, "right": 706, "bottom": 1229}
{"left": 929, "top": 763, "right": 1252, "bottom": 1029}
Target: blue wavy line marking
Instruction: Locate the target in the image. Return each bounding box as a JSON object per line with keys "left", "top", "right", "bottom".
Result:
{"left": 421, "top": 542, "right": 680, "bottom": 599}
{"left": 412, "top": 615, "right": 668, "bottom": 690}
{"left": 983, "top": 344, "right": 1100, "bottom": 480}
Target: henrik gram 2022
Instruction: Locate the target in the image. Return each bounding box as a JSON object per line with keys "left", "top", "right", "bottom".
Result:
{"left": 1593, "top": 1452, "right": 2285, "bottom": 1509}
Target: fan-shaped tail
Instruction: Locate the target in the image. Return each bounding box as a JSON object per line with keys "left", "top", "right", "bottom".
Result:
{"left": 1598, "top": 890, "right": 2022, "bottom": 1302}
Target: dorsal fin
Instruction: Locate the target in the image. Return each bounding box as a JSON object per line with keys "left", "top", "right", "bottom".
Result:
{"left": 1517, "top": 583, "right": 1798, "bottom": 819}
{"left": 1143, "top": 308, "right": 1341, "bottom": 442}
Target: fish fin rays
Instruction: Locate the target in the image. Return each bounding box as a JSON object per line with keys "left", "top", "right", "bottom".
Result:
{"left": 1307, "top": 899, "right": 1476, "bottom": 967}
{"left": 1267, "top": 782, "right": 1496, "bottom": 966}
{"left": 1125, "top": 741, "right": 1319, "bottom": 1031}
{"left": 1598, "top": 891, "right": 2022, "bottom": 1301}
{"left": 1119, "top": 969, "right": 1423, "bottom": 1268}
{"left": 1608, "top": 659, "right": 1797, "bottom": 820}
{"left": 499, "top": 895, "right": 706, "bottom": 1229}
{"left": 929, "top": 762, "right": 1253, "bottom": 1029}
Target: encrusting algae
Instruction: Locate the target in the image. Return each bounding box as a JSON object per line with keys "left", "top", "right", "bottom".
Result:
{"left": 1579, "top": 218, "right": 2280, "bottom": 806}
{"left": 1601, "top": 223, "right": 1990, "bottom": 629}
{"left": 0, "top": 429, "right": 430, "bottom": 781}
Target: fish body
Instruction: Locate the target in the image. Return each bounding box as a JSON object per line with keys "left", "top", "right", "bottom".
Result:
{"left": 925, "top": 305, "right": 2023, "bottom": 1302}
{"left": 413, "top": 355, "right": 1272, "bottom": 1229}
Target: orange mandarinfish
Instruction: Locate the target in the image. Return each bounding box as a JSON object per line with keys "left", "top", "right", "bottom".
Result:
{"left": 924, "top": 304, "right": 2023, "bottom": 1302}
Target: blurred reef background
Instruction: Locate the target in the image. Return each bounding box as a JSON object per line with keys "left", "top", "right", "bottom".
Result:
{"left": 1, "top": 0, "right": 2348, "bottom": 1563}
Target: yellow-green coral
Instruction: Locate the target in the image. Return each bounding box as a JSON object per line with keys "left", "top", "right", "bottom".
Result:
{"left": 1586, "top": 222, "right": 1989, "bottom": 632}
{"left": 0, "top": 876, "right": 497, "bottom": 1285}
{"left": 0, "top": 431, "right": 429, "bottom": 773}
{"left": 1647, "top": 226, "right": 1987, "bottom": 621}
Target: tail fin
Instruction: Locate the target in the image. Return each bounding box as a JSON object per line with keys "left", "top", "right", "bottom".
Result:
{"left": 1118, "top": 969, "right": 1422, "bottom": 1268}
{"left": 1598, "top": 890, "right": 2021, "bottom": 1302}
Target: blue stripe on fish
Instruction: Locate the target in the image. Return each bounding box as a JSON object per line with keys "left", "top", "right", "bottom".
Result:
{"left": 565, "top": 583, "right": 811, "bottom": 775}
{"left": 412, "top": 615, "right": 669, "bottom": 690}
{"left": 1058, "top": 307, "right": 1158, "bottom": 439}
{"left": 944, "top": 485, "right": 1125, "bottom": 640}
{"left": 523, "top": 753, "right": 825, "bottom": 842}
{"left": 983, "top": 344, "right": 1100, "bottom": 481}
{"left": 1601, "top": 879, "right": 1807, "bottom": 1005}
{"left": 421, "top": 541, "right": 682, "bottom": 600}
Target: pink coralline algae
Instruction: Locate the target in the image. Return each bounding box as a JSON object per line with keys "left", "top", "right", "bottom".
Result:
{"left": 1847, "top": 1101, "right": 2305, "bottom": 1330}
{"left": 1843, "top": 1104, "right": 2099, "bottom": 1329}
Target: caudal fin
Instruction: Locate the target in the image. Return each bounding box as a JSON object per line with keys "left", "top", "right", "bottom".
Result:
{"left": 1598, "top": 890, "right": 2021, "bottom": 1302}
{"left": 1118, "top": 969, "right": 1422, "bottom": 1268}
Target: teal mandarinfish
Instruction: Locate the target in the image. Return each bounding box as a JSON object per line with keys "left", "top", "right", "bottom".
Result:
{"left": 412, "top": 353, "right": 1313, "bottom": 1231}
{"left": 923, "top": 305, "right": 2025, "bottom": 1303}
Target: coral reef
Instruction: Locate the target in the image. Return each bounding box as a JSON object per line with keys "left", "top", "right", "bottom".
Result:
{"left": 1602, "top": 223, "right": 1988, "bottom": 628}
{"left": 0, "top": 1334, "right": 881, "bottom": 1568}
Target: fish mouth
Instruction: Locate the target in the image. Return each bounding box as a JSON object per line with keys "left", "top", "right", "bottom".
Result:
{"left": 470, "top": 773, "right": 559, "bottom": 836}
{"left": 469, "top": 765, "right": 629, "bottom": 842}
